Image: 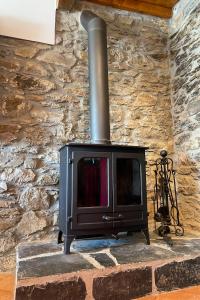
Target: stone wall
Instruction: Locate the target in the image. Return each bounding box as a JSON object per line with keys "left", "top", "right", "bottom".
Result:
{"left": 0, "top": 1, "right": 173, "bottom": 271}
{"left": 170, "top": 3, "right": 200, "bottom": 234}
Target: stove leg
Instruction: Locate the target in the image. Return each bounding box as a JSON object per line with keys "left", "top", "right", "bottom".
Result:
{"left": 58, "top": 230, "right": 63, "bottom": 244}
{"left": 143, "top": 228, "right": 150, "bottom": 245}
{"left": 64, "top": 235, "right": 74, "bottom": 254}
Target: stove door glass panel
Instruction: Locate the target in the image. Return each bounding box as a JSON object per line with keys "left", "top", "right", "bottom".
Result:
{"left": 77, "top": 157, "right": 108, "bottom": 207}
{"left": 116, "top": 158, "right": 141, "bottom": 205}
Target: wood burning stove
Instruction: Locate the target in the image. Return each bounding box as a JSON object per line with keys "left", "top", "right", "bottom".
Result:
{"left": 58, "top": 11, "right": 150, "bottom": 253}
{"left": 59, "top": 143, "right": 150, "bottom": 254}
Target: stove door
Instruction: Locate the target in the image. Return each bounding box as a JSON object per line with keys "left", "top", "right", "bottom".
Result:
{"left": 112, "top": 152, "right": 147, "bottom": 229}
{"left": 71, "top": 151, "right": 113, "bottom": 230}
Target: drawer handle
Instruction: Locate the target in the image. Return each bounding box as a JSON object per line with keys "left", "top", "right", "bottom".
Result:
{"left": 102, "top": 214, "right": 124, "bottom": 221}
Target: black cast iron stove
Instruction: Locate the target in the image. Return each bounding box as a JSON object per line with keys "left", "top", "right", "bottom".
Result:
{"left": 59, "top": 143, "right": 149, "bottom": 253}
{"left": 59, "top": 11, "right": 150, "bottom": 254}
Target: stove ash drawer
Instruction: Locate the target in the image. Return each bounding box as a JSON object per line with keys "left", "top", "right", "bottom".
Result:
{"left": 75, "top": 212, "right": 114, "bottom": 229}
{"left": 73, "top": 210, "right": 144, "bottom": 229}
{"left": 113, "top": 210, "right": 145, "bottom": 227}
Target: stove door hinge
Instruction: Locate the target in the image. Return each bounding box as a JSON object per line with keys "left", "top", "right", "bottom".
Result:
{"left": 68, "top": 158, "right": 74, "bottom": 164}
{"left": 68, "top": 216, "right": 72, "bottom": 223}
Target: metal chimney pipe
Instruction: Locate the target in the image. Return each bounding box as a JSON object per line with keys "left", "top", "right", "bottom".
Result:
{"left": 81, "top": 10, "right": 110, "bottom": 144}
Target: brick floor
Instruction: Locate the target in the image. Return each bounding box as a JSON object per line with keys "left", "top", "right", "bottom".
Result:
{"left": 0, "top": 273, "right": 15, "bottom": 300}
{"left": 138, "top": 285, "right": 200, "bottom": 300}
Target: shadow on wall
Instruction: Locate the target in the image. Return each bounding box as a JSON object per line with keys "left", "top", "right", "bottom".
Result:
{"left": 175, "top": 153, "right": 200, "bottom": 235}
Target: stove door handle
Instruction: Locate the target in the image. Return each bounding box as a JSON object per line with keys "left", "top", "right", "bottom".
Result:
{"left": 102, "top": 214, "right": 124, "bottom": 221}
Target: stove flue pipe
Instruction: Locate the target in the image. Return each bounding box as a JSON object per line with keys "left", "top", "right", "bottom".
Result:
{"left": 81, "top": 10, "right": 110, "bottom": 144}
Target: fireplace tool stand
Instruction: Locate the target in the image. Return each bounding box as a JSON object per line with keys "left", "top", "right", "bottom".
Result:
{"left": 153, "top": 150, "right": 184, "bottom": 246}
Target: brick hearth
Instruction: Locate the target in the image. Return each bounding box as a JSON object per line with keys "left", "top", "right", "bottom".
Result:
{"left": 15, "top": 233, "right": 200, "bottom": 300}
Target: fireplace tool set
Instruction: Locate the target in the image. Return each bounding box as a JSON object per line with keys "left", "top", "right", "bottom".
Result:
{"left": 153, "top": 150, "right": 184, "bottom": 244}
